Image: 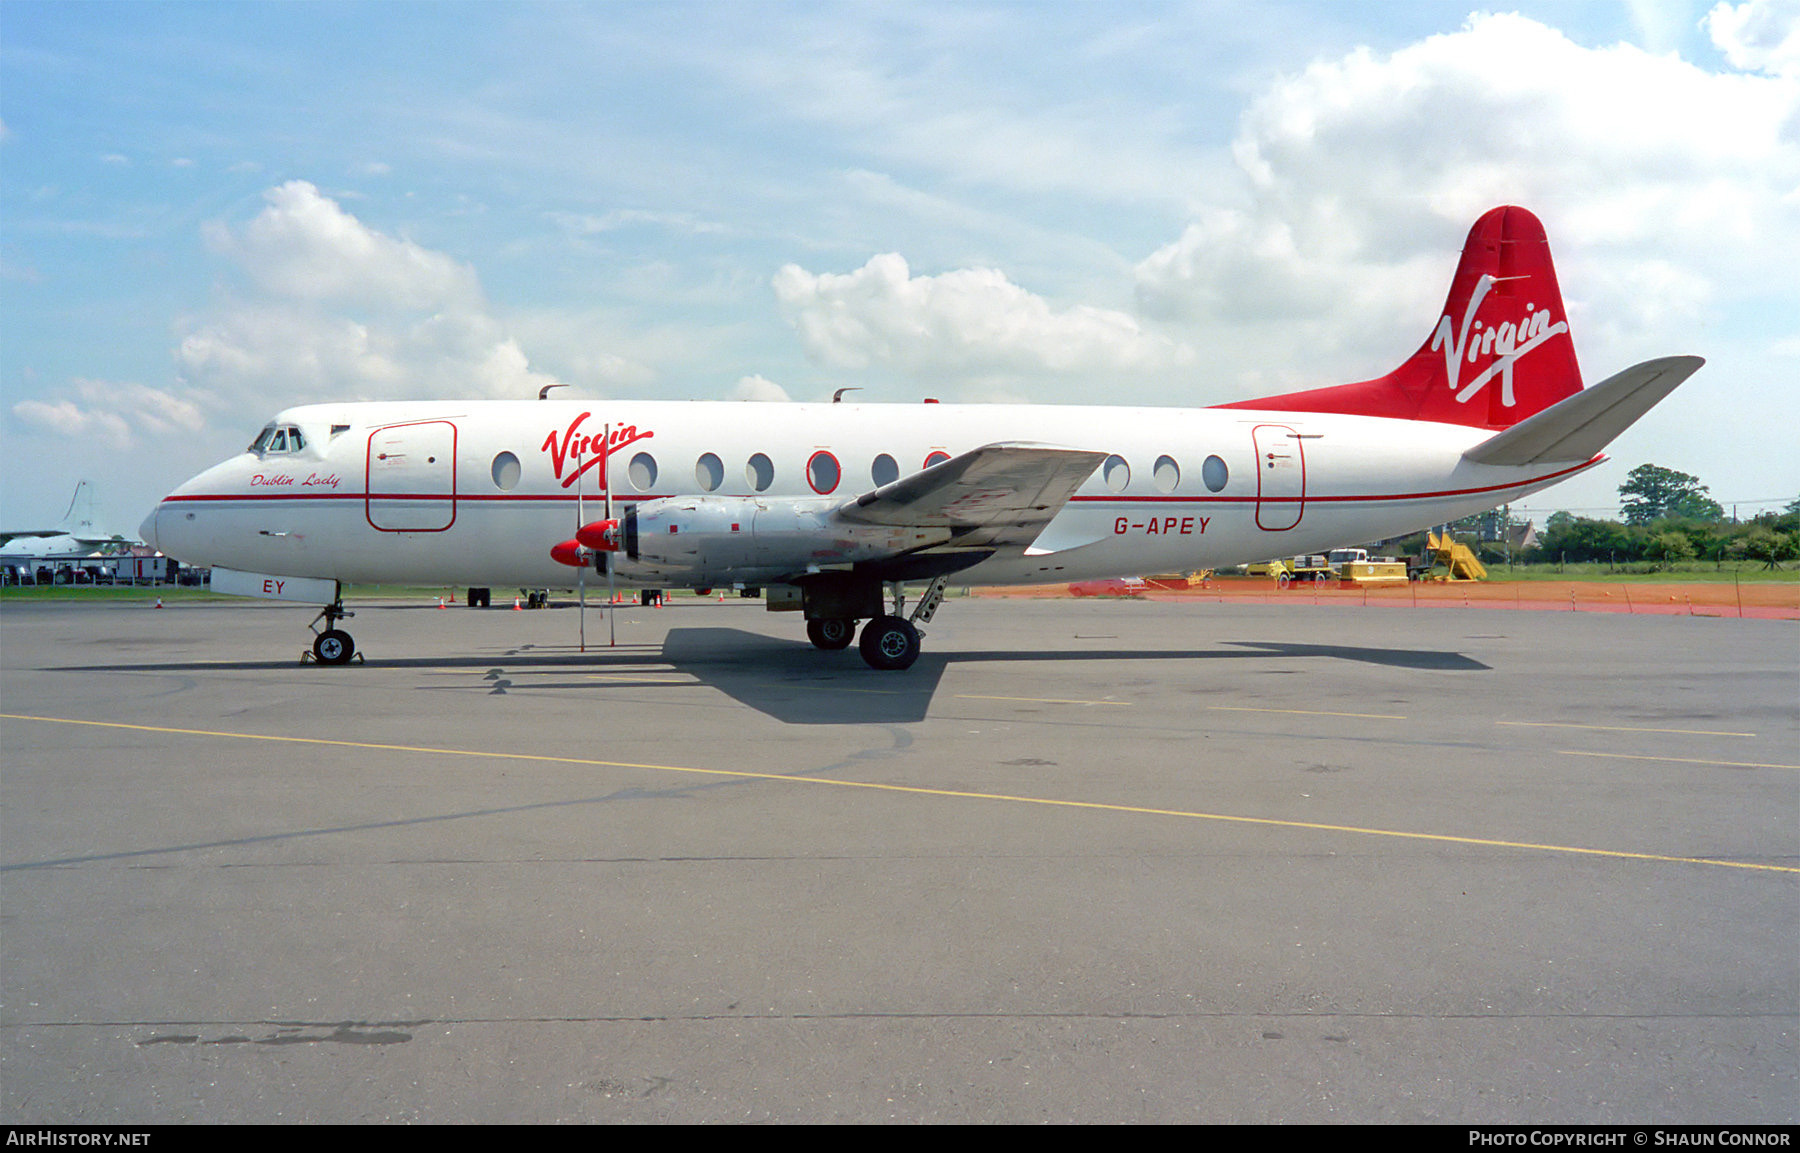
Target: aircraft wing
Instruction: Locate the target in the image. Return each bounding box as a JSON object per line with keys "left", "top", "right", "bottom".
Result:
{"left": 833, "top": 441, "right": 1107, "bottom": 549}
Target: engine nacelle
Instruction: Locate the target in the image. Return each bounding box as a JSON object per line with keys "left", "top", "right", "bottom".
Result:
{"left": 612, "top": 495, "right": 946, "bottom": 585}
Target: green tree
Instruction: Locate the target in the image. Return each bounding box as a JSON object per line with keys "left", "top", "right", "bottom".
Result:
{"left": 1643, "top": 530, "right": 1697, "bottom": 569}
{"left": 1533, "top": 516, "right": 1640, "bottom": 564}
{"left": 1619, "top": 464, "right": 1724, "bottom": 525}
{"left": 1742, "top": 529, "right": 1798, "bottom": 570}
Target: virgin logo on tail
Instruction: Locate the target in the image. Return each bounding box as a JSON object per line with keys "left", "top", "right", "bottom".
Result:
{"left": 1430, "top": 274, "right": 1569, "bottom": 407}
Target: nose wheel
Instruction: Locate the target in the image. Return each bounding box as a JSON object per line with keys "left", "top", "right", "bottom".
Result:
{"left": 312, "top": 628, "right": 356, "bottom": 665}
{"left": 305, "top": 591, "right": 361, "bottom": 665}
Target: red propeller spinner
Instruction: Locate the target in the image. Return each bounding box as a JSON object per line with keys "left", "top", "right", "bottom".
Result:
{"left": 549, "top": 540, "right": 590, "bottom": 568}
{"left": 575, "top": 518, "right": 622, "bottom": 552}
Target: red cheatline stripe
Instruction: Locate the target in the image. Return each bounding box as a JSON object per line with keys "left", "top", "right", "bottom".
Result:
{"left": 156, "top": 459, "right": 1597, "bottom": 509}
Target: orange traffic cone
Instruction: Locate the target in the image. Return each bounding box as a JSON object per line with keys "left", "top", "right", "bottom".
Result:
{"left": 513, "top": 597, "right": 524, "bottom": 610}
{"left": 153, "top": 597, "right": 163, "bottom": 609}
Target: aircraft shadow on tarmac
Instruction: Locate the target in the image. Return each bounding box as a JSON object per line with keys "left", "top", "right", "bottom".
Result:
{"left": 54, "top": 628, "right": 1488, "bottom": 726}
{"left": 655, "top": 630, "right": 1492, "bottom": 724}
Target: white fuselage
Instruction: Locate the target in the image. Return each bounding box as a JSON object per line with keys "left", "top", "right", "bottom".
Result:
{"left": 144, "top": 399, "right": 1596, "bottom": 589}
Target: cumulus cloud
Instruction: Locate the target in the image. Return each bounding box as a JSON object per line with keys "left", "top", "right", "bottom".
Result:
{"left": 201, "top": 181, "right": 480, "bottom": 313}
{"left": 730, "top": 373, "right": 792, "bottom": 401}
{"left": 1707, "top": 0, "right": 1800, "bottom": 75}
{"left": 12, "top": 379, "right": 204, "bottom": 449}
{"left": 1134, "top": 12, "right": 1800, "bottom": 376}
{"left": 772, "top": 253, "right": 1193, "bottom": 376}
{"left": 178, "top": 181, "right": 559, "bottom": 410}
{"left": 17, "top": 182, "right": 565, "bottom": 444}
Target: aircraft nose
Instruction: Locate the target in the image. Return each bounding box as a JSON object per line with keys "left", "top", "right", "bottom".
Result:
{"left": 138, "top": 507, "right": 160, "bottom": 551}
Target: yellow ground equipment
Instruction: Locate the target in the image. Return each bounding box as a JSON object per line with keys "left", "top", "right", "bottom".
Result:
{"left": 1145, "top": 570, "right": 1213, "bottom": 590}
{"left": 1337, "top": 560, "right": 1410, "bottom": 587}
{"left": 1425, "top": 531, "right": 1488, "bottom": 581}
{"left": 1247, "top": 555, "right": 1333, "bottom": 588}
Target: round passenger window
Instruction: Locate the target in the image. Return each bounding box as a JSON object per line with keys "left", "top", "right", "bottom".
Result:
{"left": 807, "top": 451, "right": 841, "bottom": 495}
{"left": 628, "top": 452, "right": 658, "bottom": 491}
{"left": 747, "top": 453, "right": 775, "bottom": 492}
{"left": 1202, "top": 454, "right": 1229, "bottom": 492}
{"left": 1103, "top": 455, "right": 1130, "bottom": 492}
{"left": 1153, "top": 455, "right": 1180, "bottom": 493}
{"left": 924, "top": 451, "right": 951, "bottom": 469}
{"left": 695, "top": 452, "right": 724, "bottom": 492}
{"left": 491, "top": 451, "right": 521, "bottom": 490}
{"left": 871, "top": 454, "right": 899, "bottom": 487}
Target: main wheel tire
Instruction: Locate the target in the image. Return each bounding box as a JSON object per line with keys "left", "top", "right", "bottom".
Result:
{"left": 807, "top": 617, "right": 855, "bottom": 650}
{"left": 313, "top": 629, "right": 354, "bottom": 665}
{"left": 858, "top": 615, "right": 920, "bottom": 671}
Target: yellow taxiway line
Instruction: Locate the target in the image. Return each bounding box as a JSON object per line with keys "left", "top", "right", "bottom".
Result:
{"left": 1560, "top": 750, "right": 1797, "bottom": 771}
{"left": 4, "top": 713, "right": 1794, "bottom": 875}
{"left": 1501, "top": 720, "right": 1755, "bottom": 738}
{"left": 1206, "top": 706, "right": 1407, "bottom": 720}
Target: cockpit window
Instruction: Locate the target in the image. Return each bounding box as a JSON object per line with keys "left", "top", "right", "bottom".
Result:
{"left": 249, "top": 423, "right": 306, "bottom": 455}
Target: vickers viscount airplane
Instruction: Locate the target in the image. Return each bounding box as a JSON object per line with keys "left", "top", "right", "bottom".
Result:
{"left": 141, "top": 206, "right": 1701, "bottom": 669}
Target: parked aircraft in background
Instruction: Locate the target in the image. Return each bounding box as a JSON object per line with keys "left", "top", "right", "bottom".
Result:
{"left": 140, "top": 207, "right": 1701, "bottom": 668}
{"left": 1, "top": 480, "right": 137, "bottom": 561}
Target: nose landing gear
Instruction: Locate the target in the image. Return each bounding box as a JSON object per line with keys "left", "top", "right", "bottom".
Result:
{"left": 304, "top": 592, "right": 361, "bottom": 665}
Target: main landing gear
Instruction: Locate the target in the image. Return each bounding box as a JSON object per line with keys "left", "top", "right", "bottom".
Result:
{"left": 806, "top": 617, "right": 855, "bottom": 650}
{"left": 305, "top": 592, "right": 360, "bottom": 666}
{"left": 858, "top": 615, "right": 920, "bottom": 671}
{"left": 806, "top": 577, "right": 948, "bottom": 671}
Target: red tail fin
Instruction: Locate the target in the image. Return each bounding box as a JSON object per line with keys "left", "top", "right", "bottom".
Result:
{"left": 1215, "top": 206, "right": 1583, "bottom": 429}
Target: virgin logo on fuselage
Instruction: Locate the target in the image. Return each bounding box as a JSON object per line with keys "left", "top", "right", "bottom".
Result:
{"left": 541, "top": 412, "right": 655, "bottom": 490}
{"left": 1429, "top": 273, "right": 1568, "bottom": 406}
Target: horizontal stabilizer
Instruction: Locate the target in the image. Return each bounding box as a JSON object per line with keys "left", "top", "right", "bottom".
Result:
{"left": 1461, "top": 355, "right": 1703, "bottom": 467}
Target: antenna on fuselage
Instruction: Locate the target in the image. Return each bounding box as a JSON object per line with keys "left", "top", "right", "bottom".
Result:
{"left": 539, "top": 383, "right": 567, "bottom": 400}
{"left": 832, "top": 388, "right": 861, "bottom": 403}
{"left": 603, "top": 424, "right": 615, "bottom": 647}
{"left": 576, "top": 441, "right": 586, "bottom": 653}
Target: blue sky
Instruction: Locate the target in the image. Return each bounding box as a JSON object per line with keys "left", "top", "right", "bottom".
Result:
{"left": 4, "top": 0, "right": 1797, "bottom": 534}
